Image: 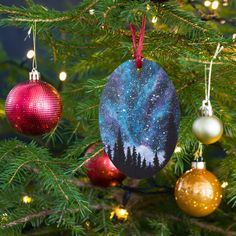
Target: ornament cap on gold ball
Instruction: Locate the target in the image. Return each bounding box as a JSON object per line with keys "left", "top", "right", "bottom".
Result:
{"left": 191, "top": 156, "right": 206, "bottom": 169}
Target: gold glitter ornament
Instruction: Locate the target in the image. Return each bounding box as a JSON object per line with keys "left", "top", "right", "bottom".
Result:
{"left": 175, "top": 160, "right": 222, "bottom": 217}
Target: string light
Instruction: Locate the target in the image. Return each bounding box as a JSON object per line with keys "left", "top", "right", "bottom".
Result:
{"left": 221, "top": 181, "right": 228, "bottom": 188}
{"left": 83, "top": 220, "right": 92, "bottom": 230}
{"left": 59, "top": 71, "right": 67, "bottom": 81}
{"left": 204, "top": 0, "right": 211, "bottom": 7}
{"left": 22, "top": 195, "right": 33, "bottom": 204}
{"left": 89, "top": 9, "right": 95, "bottom": 15}
{"left": 152, "top": 16, "right": 158, "bottom": 24}
{"left": 211, "top": 0, "right": 219, "bottom": 10}
{"left": 222, "top": 0, "right": 228, "bottom": 6}
{"left": 0, "top": 213, "right": 8, "bottom": 223}
{"left": 174, "top": 146, "right": 182, "bottom": 153}
{"left": 26, "top": 49, "right": 35, "bottom": 59}
{"left": 146, "top": 4, "right": 151, "bottom": 11}
{"left": 110, "top": 206, "right": 129, "bottom": 222}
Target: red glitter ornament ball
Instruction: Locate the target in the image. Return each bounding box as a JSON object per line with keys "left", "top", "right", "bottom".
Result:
{"left": 5, "top": 77, "right": 62, "bottom": 136}
{"left": 85, "top": 145, "right": 125, "bottom": 187}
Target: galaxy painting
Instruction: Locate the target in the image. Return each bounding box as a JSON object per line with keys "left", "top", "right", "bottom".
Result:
{"left": 99, "top": 59, "right": 180, "bottom": 179}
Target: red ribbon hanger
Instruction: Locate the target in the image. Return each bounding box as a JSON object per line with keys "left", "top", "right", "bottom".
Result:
{"left": 130, "top": 16, "right": 146, "bottom": 69}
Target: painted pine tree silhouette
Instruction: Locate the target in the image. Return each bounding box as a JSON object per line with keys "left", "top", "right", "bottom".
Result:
{"left": 142, "top": 158, "right": 147, "bottom": 169}
{"left": 107, "top": 128, "right": 163, "bottom": 178}
{"left": 126, "top": 147, "right": 132, "bottom": 164}
{"left": 153, "top": 152, "right": 159, "bottom": 167}
{"left": 115, "top": 129, "right": 126, "bottom": 170}
{"left": 124, "top": 146, "right": 132, "bottom": 173}
{"left": 137, "top": 153, "right": 141, "bottom": 168}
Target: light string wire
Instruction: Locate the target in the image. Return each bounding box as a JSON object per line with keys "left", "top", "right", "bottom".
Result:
{"left": 205, "top": 43, "right": 224, "bottom": 103}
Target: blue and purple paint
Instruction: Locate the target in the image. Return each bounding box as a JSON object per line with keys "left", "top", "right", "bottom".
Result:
{"left": 99, "top": 59, "right": 180, "bottom": 179}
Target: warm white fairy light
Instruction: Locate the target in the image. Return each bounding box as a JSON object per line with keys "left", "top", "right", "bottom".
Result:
{"left": 204, "top": 0, "right": 212, "bottom": 7}
{"left": 174, "top": 146, "right": 182, "bottom": 153}
{"left": 22, "top": 195, "right": 33, "bottom": 204}
{"left": 152, "top": 16, "right": 158, "bottom": 24}
{"left": 211, "top": 0, "right": 219, "bottom": 9}
{"left": 59, "top": 71, "right": 67, "bottom": 81}
{"left": 110, "top": 207, "right": 129, "bottom": 221}
{"left": 0, "top": 213, "right": 8, "bottom": 223}
{"left": 26, "top": 49, "right": 35, "bottom": 59}
{"left": 89, "top": 9, "right": 95, "bottom": 15}
{"left": 221, "top": 181, "right": 228, "bottom": 188}
{"left": 146, "top": 4, "right": 151, "bottom": 11}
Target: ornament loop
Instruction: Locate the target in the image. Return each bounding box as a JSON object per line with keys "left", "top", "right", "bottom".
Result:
{"left": 130, "top": 16, "right": 146, "bottom": 69}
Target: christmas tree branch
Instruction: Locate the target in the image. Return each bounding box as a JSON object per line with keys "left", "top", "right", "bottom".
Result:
{"left": 2, "top": 206, "right": 236, "bottom": 236}
{"left": 1, "top": 204, "right": 110, "bottom": 229}
{"left": 163, "top": 213, "right": 236, "bottom": 236}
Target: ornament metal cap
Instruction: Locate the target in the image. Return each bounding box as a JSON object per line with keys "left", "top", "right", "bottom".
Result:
{"left": 200, "top": 100, "right": 213, "bottom": 116}
{"left": 29, "top": 69, "right": 40, "bottom": 81}
{"left": 191, "top": 160, "right": 206, "bottom": 169}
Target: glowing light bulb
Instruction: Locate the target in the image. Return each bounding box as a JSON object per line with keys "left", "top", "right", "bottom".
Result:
{"left": 26, "top": 49, "right": 35, "bottom": 59}
{"left": 89, "top": 9, "right": 95, "bottom": 15}
{"left": 59, "top": 71, "right": 67, "bottom": 81}
{"left": 146, "top": 4, "right": 151, "bottom": 11}
{"left": 174, "top": 146, "right": 182, "bottom": 153}
{"left": 211, "top": 0, "right": 219, "bottom": 9}
{"left": 22, "top": 195, "right": 32, "bottom": 204}
{"left": 221, "top": 181, "right": 228, "bottom": 188}
{"left": 152, "top": 16, "right": 158, "bottom": 24}
{"left": 110, "top": 207, "right": 129, "bottom": 221}
{"left": 0, "top": 213, "right": 8, "bottom": 223}
{"left": 204, "top": 0, "right": 211, "bottom": 7}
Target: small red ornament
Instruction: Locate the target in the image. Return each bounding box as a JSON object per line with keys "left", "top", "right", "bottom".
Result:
{"left": 85, "top": 145, "right": 125, "bottom": 187}
{"left": 5, "top": 70, "right": 62, "bottom": 136}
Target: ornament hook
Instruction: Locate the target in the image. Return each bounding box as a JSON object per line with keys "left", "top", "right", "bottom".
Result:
{"left": 130, "top": 16, "right": 146, "bottom": 69}
{"left": 201, "top": 43, "right": 223, "bottom": 116}
{"left": 28, "top": 22, "right": 39, "bottom": 81}
{"left": 32, "top": 21, "right": 38, "bottom": 71}
{"left": 204, "top": 43, "right": 223, "bottom": 103}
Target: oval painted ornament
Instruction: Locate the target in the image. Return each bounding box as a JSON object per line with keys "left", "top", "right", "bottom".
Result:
{"left": 99, "top": 59, "right": 180, "bottom": 179}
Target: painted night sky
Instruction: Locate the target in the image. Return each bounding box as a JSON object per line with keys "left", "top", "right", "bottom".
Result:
{"left": 99, "top": 59, "right": 180, "bottom": 178}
